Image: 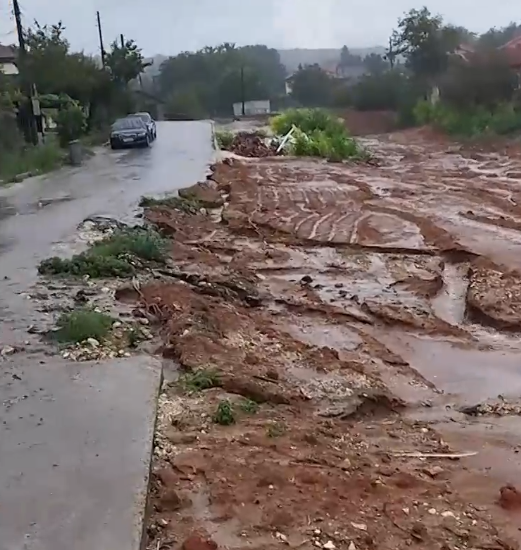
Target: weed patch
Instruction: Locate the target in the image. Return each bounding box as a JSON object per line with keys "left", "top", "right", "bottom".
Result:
{"left": 215, "top": 130, "right": 234, "bottom": 149}
{"left": 213, "top": 399, "right": 236, "bottom": 425}
{"left": 239, "top": 399, "right": 259, "bottom": 414}
{"left": 180, "top": 368, "right": 221, "bottom": 393}
{"left": 38, "top": 227, "right": 168, "bottom": 278}
{"left": 139, "top": 194, "right": 204, "bottom": 214}
{"left": 266, "top": 421, "right": 286, "bottom": 438}
{"left": 51, "top": 309, "right": 114, "bottom": 344}
{"left": 0, "top": 141, "right": 64, "bottom": 183}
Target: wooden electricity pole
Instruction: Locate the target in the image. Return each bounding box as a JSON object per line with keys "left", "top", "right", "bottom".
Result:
{"left": 96, "top": 11, "right": 106, "bottom": 67}
{"left": 13, "top": 0, "right": 38, "bottom": 144}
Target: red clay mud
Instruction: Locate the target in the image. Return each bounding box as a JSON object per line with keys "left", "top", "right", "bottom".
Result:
{"left": 141, "top": 130, "right": 521, "bottom": 549}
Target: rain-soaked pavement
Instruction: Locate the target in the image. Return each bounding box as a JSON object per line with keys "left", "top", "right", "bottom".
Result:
{"left": 0, "top": 121, "right": 214, "bottom": 550}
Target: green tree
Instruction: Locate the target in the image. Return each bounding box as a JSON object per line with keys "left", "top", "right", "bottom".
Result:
{"left": 391, "top": 7, "right": 461, "bottom": 87}
{"left": 363, "top": 53, "right": 387, "bottom": 75}
{"left": 478, "top": 23, "right": 521, "bottom": 49}
{"left": 157, "top": 43, "right": 285, "bottom": 117}
{"left": 291, "top": 64, "right": 335, "bottom": 106}
{"left": 106, "top": 39, "right": 150, "bottom": 86}
{"left": 337, "top": 46, "right": 362, "bottom": 75}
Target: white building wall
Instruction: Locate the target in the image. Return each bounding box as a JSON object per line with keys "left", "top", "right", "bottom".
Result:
{"left": 0, "top": 62, "right": 18, "bottom": 75}
{"left": 233, "top": 99, "right": 271, "bottom": 117}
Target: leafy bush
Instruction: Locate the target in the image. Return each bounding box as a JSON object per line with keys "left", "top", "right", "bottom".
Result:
{"left": 272, "top": 108, "right": 369, "bottom": 161}
{"left": 271, "top": 108, "right": 345, "bottom": 136}
{"left": 38, "top": 227, "right": 168, "bottom": 278}
{"left": 52, "top": 309, "right": 114, "bottom": 344}
{"left": 56, "top": 103, "right": 87, "bottom": 147}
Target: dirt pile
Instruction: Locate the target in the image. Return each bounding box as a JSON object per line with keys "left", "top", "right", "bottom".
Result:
{"left": 225, "top": 132, "right": 277, "bottom": 158}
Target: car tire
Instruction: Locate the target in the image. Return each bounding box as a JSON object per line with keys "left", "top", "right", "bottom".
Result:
{"left": 110, "top": 141, "right": 118, "bottom": 150}
{"left": 144, "top": 136, "right": 150, "bottom": 148}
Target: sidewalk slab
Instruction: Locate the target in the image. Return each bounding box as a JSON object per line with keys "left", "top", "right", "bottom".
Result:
{"left": 0, "top": 355, "right": 162, "bottom": 550}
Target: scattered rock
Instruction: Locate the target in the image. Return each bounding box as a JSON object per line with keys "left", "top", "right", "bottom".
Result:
{"left": 86, "top": 338, "right": 100, "bottom": 348}
{"left": 422, "top": 465, "right": 444, "bottom": 478}
{"left": 351, "top": 522, "right": 367, "bottom": 531}
{"left": 300, "top": 275, "right": 313, "bottom": 285}
{"left": 323, "top": 541, "right": 336, "bottom": 550}
{"left": 181, "top": 534, "right": 218, "bottom": 550}
{"left": 1, "top": 345, "right": 17, "bottom": 356}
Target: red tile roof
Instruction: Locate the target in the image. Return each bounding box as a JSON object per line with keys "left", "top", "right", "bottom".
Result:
{"left": 500, "top": 35, "right": 521, "bottom": 67}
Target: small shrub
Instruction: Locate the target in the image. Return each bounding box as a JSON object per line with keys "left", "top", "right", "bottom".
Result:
{"left": 56, "top": 103, "right": 87, "bottom": 147}
{"left": 215, "top": 130, "right": 234, "bottom": 149}
{"left": 52, "top": 309, "right": 114, "bottom": 344}
{"left": 213, "top": 400, "right": 236, "bottom": 425}
{"left": 180, "top": 369, "right": 221, "bottom": 393}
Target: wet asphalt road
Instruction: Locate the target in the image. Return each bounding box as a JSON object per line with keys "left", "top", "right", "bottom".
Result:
{"left": 0, "top": 121, "right": 214, "bottom": 550}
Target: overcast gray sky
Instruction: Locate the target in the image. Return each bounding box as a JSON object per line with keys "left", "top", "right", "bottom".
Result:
{"left": 0, "top": 0, "right": 520, "bottom": 55}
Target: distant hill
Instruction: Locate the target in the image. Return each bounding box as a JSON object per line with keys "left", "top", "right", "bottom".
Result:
{"left": 278, "top": 47, "right": 386, "bottom": 73}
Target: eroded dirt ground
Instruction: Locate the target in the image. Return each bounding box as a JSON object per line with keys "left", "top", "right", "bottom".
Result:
{"left": 142, "top": 129, "right": 521, "bottom": 549}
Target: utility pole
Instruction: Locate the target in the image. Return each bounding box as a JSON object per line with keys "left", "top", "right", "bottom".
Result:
{"left": 240, "top": 65, "right": 245, "bottom": 116}
{"left": 13, "top": 0, "right": 38, "bottom": 144}
{"left": 96, "top": 11, "right": 106, "bottom": 67}
{"left": 387, "top": 36, "right": 395, "bottom": 69}
{"left": 120, "top": 34, "right": 125, "bottom": 49}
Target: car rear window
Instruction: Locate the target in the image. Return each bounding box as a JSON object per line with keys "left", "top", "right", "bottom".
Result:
{"left": 112, "top": 118, "right": 145, "bottom": 130}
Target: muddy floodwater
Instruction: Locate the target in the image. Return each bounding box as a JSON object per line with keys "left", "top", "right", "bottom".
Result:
{"left": 145, "top": 129, "right": 521, "bottom": 548}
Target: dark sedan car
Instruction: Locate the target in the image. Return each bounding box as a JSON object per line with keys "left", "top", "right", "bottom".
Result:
{"left": 110, "top": 117, "right": 150, "bottom": 149}
{"left": 128, "top": 112, "right": 157, "bottom": 140}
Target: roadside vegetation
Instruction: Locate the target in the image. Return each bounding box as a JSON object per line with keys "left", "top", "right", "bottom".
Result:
{"left": 269, "top": 9, "right": 521, "bottom": 140}
{"left": 38, "top": 227, "right": 168, "bottom": 278}
{"left": 215, "top": 130, "right": 234, "bottom": 149}
{"left": 271, "top": 108, "right": 370, "bottom": 161}
{"left": 139, "top": 194, "right": 205, "bottom": 214}
{"left": 0, "top": 20, "right": 152, "bottom": 182}
{"left": 51, "top": 309, "right": 114, "bottom": 344}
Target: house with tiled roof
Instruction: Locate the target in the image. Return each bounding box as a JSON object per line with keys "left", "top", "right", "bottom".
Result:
{"left": 0, "top": 44, "right": 18, "bottom": 75}
{"left": 500, "top": 35, "right": 521, "bottom": 70}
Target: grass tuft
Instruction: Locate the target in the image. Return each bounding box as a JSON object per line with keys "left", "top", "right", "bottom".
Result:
{"left": 239, "top": 398, "right": 259, "bottom": 414}
{"left": 180, "top": 368, "right": 221, "bottom": 393}
{"left": 51, "top": 308, "right": 114, "bottom": 344}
